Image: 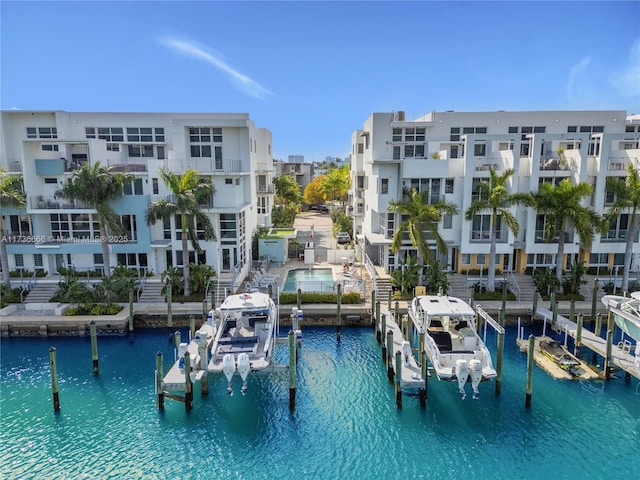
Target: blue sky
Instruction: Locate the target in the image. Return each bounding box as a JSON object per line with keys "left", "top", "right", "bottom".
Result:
{"left": 2, "top": 1, "right": 639, "bottom": 162}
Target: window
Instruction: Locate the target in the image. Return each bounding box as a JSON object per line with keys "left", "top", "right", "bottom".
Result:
{"left": 34, "top": 254, "right": 43, "bottom": 268}
{"left": 44, "top": 178, "right": 58, "bottom": 184}
{"left": 107, "top": 144, "right": 120, "bottom": 151}
{"left": 445, "top": 178, "right": 454, "bottom": 194}
{"left": 450, "top": 145, "right": 461, "bottom": 158}
{"left": 42, "top": 144, "right": 59, "bottom": 151}
{"left": 191, "top": 145, "right": 211, "bottom": 157}
{"left": 392, "top": 128, "right": 402, "bottom": 141}
{"left": 117, "top": 253, "right": 148, "bottom": 272}
{"left": 450, "top": 127, "right": 460, "bottom": 142}
{"left": 163, "top": 216, "right": 172, "bottom": 240}
{"left": 15, "top": 254, "right": 24, "bottom": 267}
{"left": 603, "top": 214, "right": 631, "bottom": 241}
{"left": 128, "top": 144, "right": 154, "bottom": 157}
{"left": 214, "top": 146, "right": 223, "bottom": 169}
{"left": 10, "top": 215, "right": 31, "bottom": 236}
{"left": 474, "top": 143, "right": 486, "bottom": 157}
{"left": 443, "top": 214, "right": 452, "bottom": 229}
{"left": 461, "top": 254, "right": 471, "bottom": 265}
{"left": 476, "top": 254, "right": 486, "bottom": 265}
{"left": 393, "top": 146, "right": 401, "bottom": 160}
{"left": 152, "top": 178, "right": 159, "bottom": 195}
{"left": 381, "top": 178, "right": 389, "bottom": 195}
{"left": 86, "top": 127, "right": 124, "bottom": 142}
{"left": 471, "top": 215, "right": 494, "bottom": 240}
{"left": 225, "top": 178, "right": 233, "bottom": 184}
{"left": 123, "top": 178, "right": 143, "bottom": 195}
{"left": 50, "top": 213, "right": 100, "bottom": 240}
{"left": 357, "top": 143, "right": 364, "bottom": 154}
{"left": 157, "top": 146, "right": 165, "bottom": 159}
{"left": 27, "top": 127, "right": 58, "bottom": 139}
{"left": 127, "top": 127, "right": 153, "bottom": 142}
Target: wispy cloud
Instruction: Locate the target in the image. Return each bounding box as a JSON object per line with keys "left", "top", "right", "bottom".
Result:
{"left": 160, "top": 36, "right": 273, "bottom": 100}
{"left": 566, "top": 56, "right": 593, "bottom": 104}
{"left": 610, "top": 38, "right": 640, "bottom": 100}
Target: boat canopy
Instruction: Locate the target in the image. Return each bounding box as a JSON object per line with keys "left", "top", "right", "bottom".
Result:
{"left": 415, "top": 295, "right": 475, "bottom": 317}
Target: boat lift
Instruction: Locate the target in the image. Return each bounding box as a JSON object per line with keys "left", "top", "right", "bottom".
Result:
{"left": 155, "top": 305, "right": 303, "bottom": 412}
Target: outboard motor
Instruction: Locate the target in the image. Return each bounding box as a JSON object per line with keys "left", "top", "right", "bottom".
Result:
{"left": 469, "top": 359, "right": 483, "bottom": 399}
{"left": 455, "top": 359, "right": 469, "bottom": 400}
{"left": 237, "top": 353, "right": 251, "bottom": 395}
{"left": 222, "top": 354, "right": 236, "bottom": 395}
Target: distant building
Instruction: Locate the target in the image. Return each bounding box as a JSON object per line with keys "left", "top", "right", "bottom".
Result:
{"left": 274, "top": 159, "right": 314, "bottom": 193}
{"left": 288, "top": 154, "right": 304, "bottom": 163}
{"left": 349, "top": 109, "right": 640, "bottom": 275}
{"left": 1, "top": 110, "right": 276, "bottom": 291}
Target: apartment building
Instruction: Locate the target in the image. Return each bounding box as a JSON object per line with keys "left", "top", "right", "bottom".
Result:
{"left": 349, "top": 110, "right": 640, "bottom": 275}
{"left": 0, "top": 111, "right": 275, "bottom": 286}
{"left": 274, "top": 159, "right": 314, "bottom": 193}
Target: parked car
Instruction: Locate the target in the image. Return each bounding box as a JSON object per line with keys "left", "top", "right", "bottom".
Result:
{"left": 336, "top": 232, "right": 351, "bottom": 244}
{"left": 309, "top": 204, "right": 329, "bottom": 213}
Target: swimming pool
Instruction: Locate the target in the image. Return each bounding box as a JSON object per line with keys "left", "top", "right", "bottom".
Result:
{"left": 283, "top": 268, "right": 334, "bottom": 293}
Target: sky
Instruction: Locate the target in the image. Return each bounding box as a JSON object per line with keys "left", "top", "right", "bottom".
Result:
{"left": 1, "top": 1, "right": 639, "bottom": 162}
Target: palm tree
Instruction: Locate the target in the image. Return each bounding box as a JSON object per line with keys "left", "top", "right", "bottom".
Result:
{"left": 604, "top": 163, "right": 640, "bottom": 292}
{"left": 530, "top": 178, "right": 602, "bottom": 283}
{"left": 0, "top": 170, "right": 26, "bottom": 283}
{"left": 388, "top": 188, "right": 459, "bottom": 282}
{"left": 464, "top": 168, "right": 530, "bottom": 292}
{"left": 146, "top": 167, "right": 216, "bottom": 297}
{"left": 55, "top": 162, "right": 132, "bottom": 278}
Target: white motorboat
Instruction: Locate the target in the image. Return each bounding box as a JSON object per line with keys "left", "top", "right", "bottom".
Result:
{"left": 407, "top": 294, "right": 496, "bottom": 399}
{"left": 601, "top": 291, "right": 640, "bottom": 342}
{"left": 207, "top": 291, "right": 278, "bottom": 395}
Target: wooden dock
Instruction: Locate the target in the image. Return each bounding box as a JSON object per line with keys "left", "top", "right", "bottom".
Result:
{"left": 378, "top": 307, "right": 427, "bottom": 390}
{"left": 515, "top": 335, "right": 599, "bottom": 381}
{"left": 535, "top": 308, "right": 640, "bottom": 381}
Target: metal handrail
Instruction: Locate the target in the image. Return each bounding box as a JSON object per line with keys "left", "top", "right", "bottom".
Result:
{"left": 136, "top": 270, "right": 148, "bottom": 302}
{"left": 507, "top": 271, "right": 521, "bottom": 301}
{"left": 364, "top": 253, "right": 378, "bottom": 294}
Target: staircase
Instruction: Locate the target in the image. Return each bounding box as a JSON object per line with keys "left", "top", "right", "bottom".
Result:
{"left": 24, "top": 282, "right": 58, "bottom": 303}
{"left": 374, "top": 276, "right": 393, "bottom": 303}
{"left": 447, "top": 274, "right": 471, "bottom": 298}
{"left": 138, "top": 281, "right": 165, "bottom": 303}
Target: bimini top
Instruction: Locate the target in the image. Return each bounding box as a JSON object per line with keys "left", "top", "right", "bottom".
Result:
{"left": 217, "top": 292, "right": 272, "bottom": 313}
{"left": 415, "top": 295, "right": 475, "bottom": 317}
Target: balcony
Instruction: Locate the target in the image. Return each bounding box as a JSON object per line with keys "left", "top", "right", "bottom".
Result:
{"left": 534, "top": 230, "right": 574, "bottom": 243}
{"left": 607, "top": 157, "right": 639, "bottom": 172}
{"left": 473, "top": 157, "right": 505, "bottom": 171}
{"left": 107, "top": 159, "right": 148, "bottom": 172}
{"left": 257, "top": 184, "right": 275, "bottom": 194}
{"left": 470, "top": 230, "right": 508, "bottom": 242}
{"left": 601, "top": 229, "right": 640, "bottom": 242}
{"left": 539, "top": 155, "right": 575, "bottom": 171}
{"left": 29, "top": 196, "right": 92, "bottom": 210}
{"left": 181, "top": 157, "right": 245, "bottom": 174}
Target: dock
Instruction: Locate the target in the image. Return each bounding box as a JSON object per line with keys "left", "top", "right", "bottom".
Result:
{"left": 378, "top": 307, "right": 427, "bottom": 391}
{"left": 515, "top": 335, "right": 599, "bottom": 381}
{"left": 535, "top": 308, "right": 640, "bottom": 381}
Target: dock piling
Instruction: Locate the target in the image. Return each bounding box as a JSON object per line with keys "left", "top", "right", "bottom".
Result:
{"left": 189, "top": 315, "right": 195, "bottom": 341}
{"left": 289, "top": 329, "right": 296, "bottom": 411}
{"left": 297, "top": 288, "right": 302, "bottom": 311}
{"left": 156, "top": 352, "right": 164, "bottom": 411}
{"left": 387, "top": 290, "right": 392, "bottom": 311}
{"left": 375, "top": 301, "right": 381, "bottom": 343}
{"left": 495, "top": 328, "right": 504, "bottom": 396}
{"left": 395, "top": 350, "right": 402, "bottom": 409}
{"left": 381, "top": 313, "right": 387, "bottom": 361}
{"left": 337, "top": 283, "right": 342, "bottom": 342}
{"left": 49, "top": 346, "right": 60, "bottom": 413}
{"left": 386, "top": 330, "right": 394, "bottom": 383}
{"left": 591, "top": 277, "right": 599, "bottom": 323}
{"left": 552, "top": 300, "right": 559, "bottom": 331}
{"left": 184, "top": 352, "right": 192, "bottom": 412}
{"left": 575, "top": 313, "right": 583, "bottom": 356}
{"left": 525, "top": 334, "right": 535, "bottom": 409}
{"left": 419, "top": 350, "right": 427, "bottom": 407}
{"left": 90, "top": 321, "right": 99, "bottom": 376}
{"left": 371, "top": 290, "right": 376, "bottom": 327}
{"left": 174, "top": 330, "right": 181, "bottom": 358}
{"left": 166, "top": 281, "right": 172, "bottom": 328}
{"left": 569, "top": 300, "right": 575, "bottom": 324}
{"left": 128, "top": 288, "right": 134, "bottom": 333}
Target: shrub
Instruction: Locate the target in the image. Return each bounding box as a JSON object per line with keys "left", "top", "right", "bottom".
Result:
{"left": 279, "top": 291, "right": 361, "bottom": 304}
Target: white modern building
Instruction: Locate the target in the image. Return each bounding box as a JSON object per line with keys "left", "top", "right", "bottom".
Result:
{"left": 349, "top": 110, "right": 640, "bottom": 275}
{"left": 0, "top": 111, "right": 276, "bottom": 289}
{"left": 274, "top": 159, "right": 314, "bottom": 193}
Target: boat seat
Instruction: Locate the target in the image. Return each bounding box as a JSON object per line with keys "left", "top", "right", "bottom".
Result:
{"left": 431, "top": 331, "right": 452, "bottom": 352}
{"left": 218, "top": 336, "right": 259, "bottom": 345}
{"left": 248, "top": 316, "right": 268, "bottom": 327}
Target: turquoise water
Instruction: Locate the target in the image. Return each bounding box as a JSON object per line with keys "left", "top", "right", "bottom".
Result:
{"left": 283, "top": 268, "right": 334, "bottom": 293}
{"left": 1, "top": 326, "right": 639, "bottom": 479}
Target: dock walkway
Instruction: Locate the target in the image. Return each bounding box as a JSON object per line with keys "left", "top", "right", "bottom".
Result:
{"left": 535, "top": 308, "right": 640, "bottom": 380}
{"left": 515, "top": 335, "right": 599, "bottom": 381}
{"left": 378, "top": 307, "right": 426, "bottom": 390}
